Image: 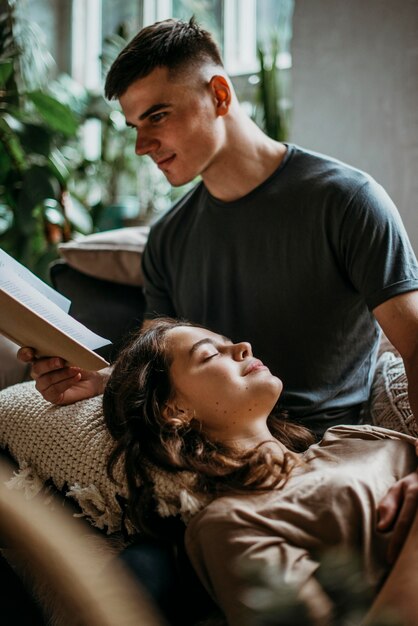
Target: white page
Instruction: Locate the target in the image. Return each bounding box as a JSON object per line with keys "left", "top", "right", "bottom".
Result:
{"left": 0, "top": 248, "right": 71, "bottom": 313}
{"left": 0, "top": 267, "right": 110, "bottom": 351}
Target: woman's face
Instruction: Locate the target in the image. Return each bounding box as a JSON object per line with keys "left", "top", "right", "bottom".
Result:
{"left": 165, "top": 326, "right": 283, "bottom": 442}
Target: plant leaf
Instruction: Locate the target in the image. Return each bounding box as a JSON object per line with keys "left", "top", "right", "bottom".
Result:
{"left": 0, "top": 115, "right": 26, "bottom": 172}
{"left": 0, "top": 60, "right": 13, "bottom": 87}
{"left": 48, "top": 148, "right": 70, "bottom": 185}
{"left": 0, "top": 140, "right": 11, "bottom": 182}
{"left": 27, "top": 90, "right": 79, "bottom": 136}
{"left": 16, "top": 165, "right": 57, "bottom": 234}
{"left": 19, "top": 122, "right": 52, "bottom": 156}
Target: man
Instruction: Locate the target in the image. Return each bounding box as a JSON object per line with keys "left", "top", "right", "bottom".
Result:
{"left": 16, "top": 17, "right": 418, "bottom": 625}
{"left": 20, "top": 17, "right": 418, "bottom": 434}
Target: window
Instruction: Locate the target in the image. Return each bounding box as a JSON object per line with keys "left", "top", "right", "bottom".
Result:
{"left": 99, "top": 1, "right": 293, "bottom": 77}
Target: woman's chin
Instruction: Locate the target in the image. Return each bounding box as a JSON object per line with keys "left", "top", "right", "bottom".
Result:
{"left": 264, "top": 375, "right": 283, "bottom": 407}
{"left": 271, "top": 375, "right": 284, "bottom": 397}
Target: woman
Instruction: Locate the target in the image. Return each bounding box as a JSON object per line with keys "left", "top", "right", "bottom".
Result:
{"left": 103, "top": 318, "right": 418, "bottom": 625}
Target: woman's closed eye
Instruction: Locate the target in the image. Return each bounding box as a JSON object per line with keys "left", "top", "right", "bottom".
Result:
{"left": 202, "top": 352, "right": 219, "bottom": 362}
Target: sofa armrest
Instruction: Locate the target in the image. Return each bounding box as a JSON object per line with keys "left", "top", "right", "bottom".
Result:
{"left": 50, "top": 260, "right": 146, "bottom": 362}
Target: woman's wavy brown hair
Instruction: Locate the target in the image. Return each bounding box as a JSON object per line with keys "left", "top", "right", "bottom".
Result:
{"left": 103, "top": 318, "right": 315, "bottom": 537}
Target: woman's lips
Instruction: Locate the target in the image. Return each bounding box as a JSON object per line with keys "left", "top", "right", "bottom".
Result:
{"left": 243, "top": 359, "right": 268, "bottom": 376}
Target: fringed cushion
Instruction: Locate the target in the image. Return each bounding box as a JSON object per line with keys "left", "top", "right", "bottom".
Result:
{"left": 0, "top": 381, "right": 210, "bottom": 534}
{"left": 370, "top": 351, "right": 416, "bottom": 437}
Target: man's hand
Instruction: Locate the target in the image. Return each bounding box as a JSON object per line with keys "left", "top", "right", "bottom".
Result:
{"left": 17, "top": 347, "right": 110, "bottom": 405}
{"left": 377, "top": 469, "right": 418, "bottom": 564}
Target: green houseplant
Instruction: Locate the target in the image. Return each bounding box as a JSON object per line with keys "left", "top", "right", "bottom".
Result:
{"left": 0, "top": 6, "right": 193, "bottom": 280}
{"left": 255, "top": 35, "right": 290, "bottom": 142}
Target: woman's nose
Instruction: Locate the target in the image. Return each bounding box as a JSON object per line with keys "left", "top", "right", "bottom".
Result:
{"left": 234, "top": 341, "right": 252, "bottom": 360}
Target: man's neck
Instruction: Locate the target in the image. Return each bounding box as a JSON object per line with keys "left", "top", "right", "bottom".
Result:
{"left": 202, "top": 115, "right": 287, "bottom": 202}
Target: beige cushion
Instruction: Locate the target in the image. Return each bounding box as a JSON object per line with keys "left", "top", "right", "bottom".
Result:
{"left": 58, "top": 226, "right": 150, "bottom": 286}
{"left": 0, "top": 381, "right": 209, "bottom": 534}
{"left": 370, "top": 351, "right": 416, "bottom": 437}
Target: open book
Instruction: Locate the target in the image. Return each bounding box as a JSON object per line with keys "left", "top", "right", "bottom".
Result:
{"left": 0, "top": 249, "right": 111, "bottom": 370}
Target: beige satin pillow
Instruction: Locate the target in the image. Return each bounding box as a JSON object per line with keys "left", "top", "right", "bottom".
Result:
{"left": 58, "top": 226, "right": 150, "bottom": 286}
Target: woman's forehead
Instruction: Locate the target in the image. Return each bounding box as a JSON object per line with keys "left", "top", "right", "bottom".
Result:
{"left": 167, "top": 326, "right": 229, "bottom": 360}
{"left": 167, "top": 325, "right": 222, "bottom": 351}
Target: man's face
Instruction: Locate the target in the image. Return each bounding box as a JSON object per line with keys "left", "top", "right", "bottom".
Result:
{"left": 119, "top": 66, "right": 224, "bottom": 187}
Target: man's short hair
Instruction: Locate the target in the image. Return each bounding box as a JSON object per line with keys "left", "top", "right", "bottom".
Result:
{"left": 105, "top": 16, "right": 223, "bottom": 100}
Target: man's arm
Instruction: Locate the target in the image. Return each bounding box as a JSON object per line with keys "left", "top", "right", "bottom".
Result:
{"left": 377, "top": 468, "right": 418, "bottom": 564}
{"left": 373, "top": 290, "right": 418, "bottom": 426}
{"left": 364, "top": 509, "right": 418, "bottom": 626}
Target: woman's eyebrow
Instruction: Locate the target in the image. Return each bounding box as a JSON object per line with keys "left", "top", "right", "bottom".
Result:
{"left": 189, "top": 336, "right": 230, "bottom": 357}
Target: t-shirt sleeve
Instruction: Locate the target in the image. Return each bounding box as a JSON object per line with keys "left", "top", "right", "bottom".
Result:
{"left": 185, "top": 503, "right": 324, "bottom": 626}
{"left": 141, "top": 232, "right": 176, "bottom": 319}
{"left": 338, "top": 178, "right": 418, "bottom": 310}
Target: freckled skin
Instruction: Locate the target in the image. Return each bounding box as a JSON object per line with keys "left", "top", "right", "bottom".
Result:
{"left": 165, "top": 326, "right": 283, "bottom": 445}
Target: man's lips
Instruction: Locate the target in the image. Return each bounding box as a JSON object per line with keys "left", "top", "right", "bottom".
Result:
{"left": 243, "top": 359, "right": 268, "bottom": 376}
{"left": 155, "top": 154, "right": 176, "bottom": 169}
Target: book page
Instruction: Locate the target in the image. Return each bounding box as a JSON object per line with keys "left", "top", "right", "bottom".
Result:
{"left": 0, "top": 293, "right": 109, "bottom": 370}
{"left": 0, "top": 267, "right": 110, "bottom": 352}
{"left": 0, "top": 249, "right": 71, "bottom": 312}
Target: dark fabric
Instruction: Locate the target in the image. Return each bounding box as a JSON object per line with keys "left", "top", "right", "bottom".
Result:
{"left": 119, "top": 537, "right": 217, "bottom": 626}
{"left": 294, "top": 402, "right": 364, "bottom": 439}
{"left": 0, "top": 554, "right": 44, "bottom": 625}
{"left": 50, "top": 261, "right": 146, "bottom": 362}
{"left": 142, "top": 143, "right": 418, "bottom": 421}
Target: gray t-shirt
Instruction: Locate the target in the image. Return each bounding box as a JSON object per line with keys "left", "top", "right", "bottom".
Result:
{"left": 142, "top": 144, "right": 418, "bottom": 426}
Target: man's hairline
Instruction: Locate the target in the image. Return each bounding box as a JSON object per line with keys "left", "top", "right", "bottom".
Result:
{"left": 113, "top": 61, "right": 227, "bottom": 101}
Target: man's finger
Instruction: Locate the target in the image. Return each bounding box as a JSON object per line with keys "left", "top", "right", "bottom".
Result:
{"left": 17, "top": 347, "right": 36, "bottom": 363}
{"left": 36, "top": 372, "right": 82, "bottom": 404}
{"left": 35, "top": 367, "right": 81, "bottom": 393}
{"left": 30, "top": 357, "right": 68, "bottom": 380}
{"left": 387, "top": 491, "right": 418, "bottom": 563}
{"left": 377, "top": 482, "right": 404, "bottom": 530}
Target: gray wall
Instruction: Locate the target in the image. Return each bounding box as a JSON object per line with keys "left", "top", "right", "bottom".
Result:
{"left": 290, "top": 0, "right": 418, "bottom": 252}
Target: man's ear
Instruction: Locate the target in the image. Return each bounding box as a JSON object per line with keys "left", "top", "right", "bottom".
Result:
{"left": 209, "top": 75, "right": 231, "bottom": 116}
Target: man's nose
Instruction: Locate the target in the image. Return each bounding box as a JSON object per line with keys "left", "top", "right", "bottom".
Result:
{"left": 135, "top": 131, "right": 159, "bottom": 156}
{"left": 234, "top": 341, "right": 252, "bottom": 360}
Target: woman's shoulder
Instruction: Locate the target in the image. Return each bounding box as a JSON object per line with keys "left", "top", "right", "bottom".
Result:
{"left": 321, "top": 424, "right": 416, "bottom": 445}
{"left": 186, "top": 491, "right": 269, "bottom": 539}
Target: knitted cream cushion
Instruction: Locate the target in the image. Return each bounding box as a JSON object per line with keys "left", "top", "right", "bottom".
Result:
{"left": 370, "top": 351, "right": 416, "bottom": 437}
{"left": 0, "top": 381, "right": 209, "bottom": 534}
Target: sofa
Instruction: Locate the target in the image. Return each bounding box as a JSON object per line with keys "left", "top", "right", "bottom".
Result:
{"left": 0, "top": 227, "right": 219, "bottom": 626}
{"left": 0, "top": 226, "right": 415, "bottom": 625}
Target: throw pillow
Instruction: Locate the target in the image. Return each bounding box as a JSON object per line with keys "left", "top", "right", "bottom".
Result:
{"left": 58, "top": 226, "right": 150, "bottom": 287}
{"left": 369, "top": 351, "right": 416, "bottom": 437}
{"left": 0, "top": 381, "right": 210, "bottom": 534}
